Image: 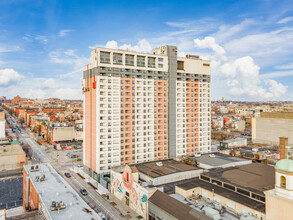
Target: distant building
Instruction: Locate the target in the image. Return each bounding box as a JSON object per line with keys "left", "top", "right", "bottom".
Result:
{"left": 11, "top": 95, "right": 21, "bottom": 104}
{"left": 252, "top": 112, "right": 293, "bottom": 145}
{"left": 46, "top": 124, "right": 75, "bottom": 143}
{"left": 233, "top": 120, "right": 246, "bottom": 131}
{"left": 0, "top": 143, "right": 26, "bottom": 171}
{"left": 219, "top": 138, "right": 247, "bottom": 150}
{"left": 0, "top": 96, "right": 6, "bottom": 102}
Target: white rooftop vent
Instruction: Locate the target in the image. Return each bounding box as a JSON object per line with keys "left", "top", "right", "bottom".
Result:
{"left": 156, "top": 162, "right": 163, "bottom": 167}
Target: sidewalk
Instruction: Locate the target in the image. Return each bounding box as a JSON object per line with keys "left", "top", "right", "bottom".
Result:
{"left": 106, "top": 193, "right": 139, "bottom": 219}
{"left": 72, "top": 166, "right": 140, "bottom": 219}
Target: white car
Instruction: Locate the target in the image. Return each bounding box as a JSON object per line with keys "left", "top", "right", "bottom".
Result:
{"left": 98, "top": 212, "right": 107, "bottom": 220}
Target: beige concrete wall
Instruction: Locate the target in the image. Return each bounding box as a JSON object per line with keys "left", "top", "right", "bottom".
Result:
{"left": 261, "top": 112, "right": 293, "bottom": 119}
{"left": 252, "top": 118, "right": 293, "bottom": 145}
{"left": 235, "top": 120, "right": 245, "bottom": 131}
{"left": 153, "top": 170, "right": 203, "bottom": 186}
{"left": 0, "top": 155, "right": 19, "bottom": 170}
{"left": 52, "top": 127, "right": 75, "bottom": 142}
{"left": 177, "top": 57, "right": 211, "bottom": 75}
{"left": 74, "top": 131, "right": 83, "bottom": 141}
{"left": 265, "top": 192, "right": 293, "bottom": 220}
{"left": 175, "top": 186, "right": 194, "bottom": 198}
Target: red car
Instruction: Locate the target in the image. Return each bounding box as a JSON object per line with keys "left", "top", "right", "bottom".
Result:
{"left": 64, "top": 172, "right": 71, "bottom": 178}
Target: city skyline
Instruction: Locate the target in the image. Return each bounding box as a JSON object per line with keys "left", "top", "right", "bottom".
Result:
{"left": 0, "top": 0, "right": 293, "bottom": 101}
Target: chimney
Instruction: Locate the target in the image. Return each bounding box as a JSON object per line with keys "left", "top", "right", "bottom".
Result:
{"left": 280, "top": 137, "right": 288, "bottom": 159}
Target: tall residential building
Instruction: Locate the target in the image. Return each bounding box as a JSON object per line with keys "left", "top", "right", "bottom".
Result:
{"left": 83, "top": 45, "right": 211, "bottom": 175}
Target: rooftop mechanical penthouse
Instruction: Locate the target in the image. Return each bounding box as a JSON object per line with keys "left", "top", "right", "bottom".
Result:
{"left": 82, "top": 45, "right": 211, "bottom": 175}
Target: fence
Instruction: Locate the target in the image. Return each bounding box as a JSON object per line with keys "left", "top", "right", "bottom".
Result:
{"left": 0, "top": 200, "right": 23, "bottom": 210}
{"left": 0, "top": 168, "right": 22, "bottom": 178}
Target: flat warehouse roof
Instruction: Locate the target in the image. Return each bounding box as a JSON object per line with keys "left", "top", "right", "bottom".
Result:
{"left": 176, "top": 178, "right": 266, "bottom": 213}
{"left": 221, "top": 138, "right": 246, "bottom": 143}
{"left": 201, "top": 163, "right": 275, "bottom": 196}
{"left": 149, "top": 190, "right": 211, "bottom": 220}
{"left": 131, "top": 159, "right": 200, "bottom": 178}
{"left": 194, "top": 153, "right": 250, "bottom": 167}
{"left": 0, "top": 144, "right": 25, "bottom": 156}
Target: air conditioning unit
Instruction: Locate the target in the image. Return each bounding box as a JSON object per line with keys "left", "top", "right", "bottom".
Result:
{"left": 156, "top": 162, "right": 163, "bottom": 167}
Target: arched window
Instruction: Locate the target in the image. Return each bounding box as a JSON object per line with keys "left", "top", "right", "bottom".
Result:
{"left": 281, "top": 176, "right": 286, "bottom": 189}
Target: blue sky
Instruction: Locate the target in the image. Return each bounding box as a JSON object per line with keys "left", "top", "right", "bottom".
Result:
{"left": 0, "top": 0, "right": 293, "bottom": 100}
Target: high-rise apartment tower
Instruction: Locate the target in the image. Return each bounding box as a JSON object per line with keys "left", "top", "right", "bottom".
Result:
{"left": 83, "top": 45, "right": 211, "bottom": 176}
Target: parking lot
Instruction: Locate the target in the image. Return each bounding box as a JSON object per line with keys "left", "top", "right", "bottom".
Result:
{"left": 47, "top": 148, "right": 83, "bottom": 165}
{"left": 0, "top": 177, "right": 23, "bottom": 210}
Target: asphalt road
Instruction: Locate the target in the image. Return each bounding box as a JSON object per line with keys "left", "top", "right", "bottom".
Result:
{"left": 55, "top": 165, "right": 125, "bottom": 220}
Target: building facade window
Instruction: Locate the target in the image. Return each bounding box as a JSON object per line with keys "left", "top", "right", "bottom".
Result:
{"left": 281, "top": 176, "right": 286, "bottom": 189}
{"left": 100, "top": 51, "right": 110, "bottom": 63}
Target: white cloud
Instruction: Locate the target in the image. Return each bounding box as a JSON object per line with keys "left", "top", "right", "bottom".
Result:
{"left": 35, "top": 35, "right": 48, "bottom": 44}
{"left": 52, "top": 88, "right": 81, "bottom": 100}
{"left": 105, "top": 40, "right": 118, "bottom": 49}
{"left": 118, "top": 39, "right": 152, "bottom": 53}
{"left": 277, "top": 16, "right": 293, "bottom": 24}
{"left": 261, "top": 70, "right": 293, "bottom": 79}
{"left": 59, "top": 69, "right": 82, "bottom": 79}
{"left": 0, "top": 74, "right": 82, "bottom": 100}
{"left": 223, "top": 27, "right": 293, "bottom": 68}
{"left": 0, "top": 45, "right": 21, "bottom": 53}
{"left": 212, "top": 19, "right": 256, "bottom": 43}
{"left": 194, "top": 36, "right": 226, "bottom": 59}
{"left": 0, "top": 68, "right": 23, "bottom": 87}
{"left": 275, "top": 63, "right": 293, "bottom": 70}
{"left": 90, "top": 39, "right": 153, "bottom": 53}
{"left": 265, "top": 79, "right": 287, "bottom": 98}
{"left": 194, "top": 37, "right": 287, "bottom": 100}
{"left": 59, "top": 29, "right": 73, "bottom": 37}
{"left": 220, "top": 56, "right": 286, "bottom": 99}
{"left": 42, "top": 78, "right": 59, "bottom": 89}
{"left": 49, "top": 49, "right": 89, "bottom": 69}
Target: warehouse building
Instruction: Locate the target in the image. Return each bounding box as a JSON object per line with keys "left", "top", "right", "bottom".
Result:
{"left": 0, "top": 143, "right": 26, "bottom": 171}
{"left": 111, "top": 158, "right": 203, "bottom": 219}
{"left": 174, "top": 163, "right": 275, "bottom": 219}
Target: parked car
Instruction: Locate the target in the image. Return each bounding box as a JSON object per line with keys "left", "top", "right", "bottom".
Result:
{"left": 64, "top": 173, "right": 71, "bottom": 178}
{"left": 67, "top": 153, "right": 78, "bottom": 158}
{"left": 98, "top": 212, "right": 107, "bottom": 220}
{"left": 80, "top": 188, "right": 88, "bottom": 196}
